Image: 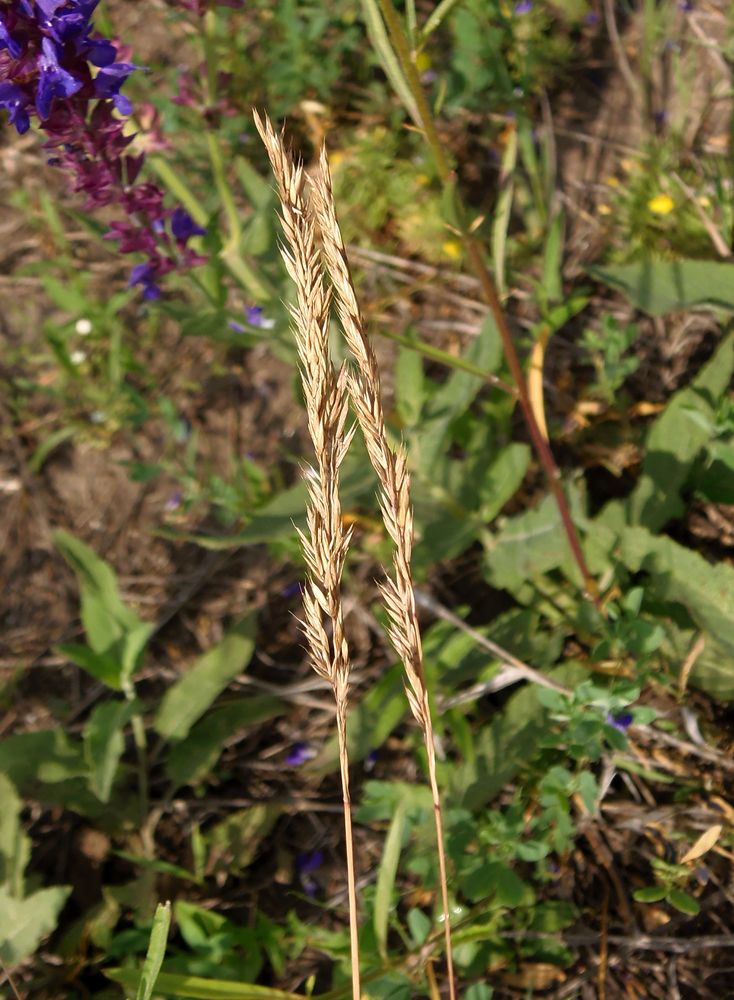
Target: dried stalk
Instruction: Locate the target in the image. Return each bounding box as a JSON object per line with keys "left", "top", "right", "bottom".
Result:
{"left": 253, "top": 111, "right": 361, "bottom": 1000}
{"left": 311, "top": 147, "right": 457, "bottom": 1000}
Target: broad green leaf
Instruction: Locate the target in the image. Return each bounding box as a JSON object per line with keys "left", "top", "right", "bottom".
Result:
{"left": 394, "top": 342, "right": 425, "bottom": 428}
{"left": 374, "top": 799, "right": 407, "bottom": 959}
{"left": 634, "top": 885, "right": 667, "bottom": 904}
{"left": 588, "top": 259, "right": 734, "bottom": 315}
{"left": 106, "top": 968, "right": 305, "bottom": 999}
{"left": 234, "top": 155, "right": 276, "bottom": 210}
{"left": 0, "top": 730, "right": 134, "bottom": 823}
{"left": 478, "top": 443, "right": 531, "bottom": 523}
{"left": 0, "top": 773, "right": 28, "bottom": 897}
{"left": 0, "top": 884, "right": 71, "bottom": 965}
{"left": 667, "top": 889, "right": 700, "bottom": 915}
{"left": 693, "top": 441, "right": 734, "bottom": 503}
{"left": 619, "top": 526, "right": 734, "bottom": 659}
{"left": 54, "top": 530, "right": 153, "bottom": 689}
{"left": 628, "top": 331, "right": 734, "bottom": 529}
{"left": 308, "top": 665, "right": 408, "bottom": 773}
{"left": 459, "top": 859, "right": 532, "bottom": 907}
{"left": 136, "top": 901, "right": 171, "bottom": 1000}
{"left": 166, "top": 696, "right": 284, "bottom": 788}
{"left": 363, "top": 973, "right": 412, "bottom": 1000}
{"left": 56, "top": 642, "right": 123, "bottom": 690}
{"left": 483, "top": 485, "right": 585, "bottom": 594}
{"left": 406, "top": 906, "right": 432, "bottom": 946}
{"left": 84, "top": 700, "right": 139, "bottom": 803}
{"left": 154, "top": 614, "right": 257, "bottom": 741}
{"left": 464, "top": 986, "right": 494, "bottom": 1000}
{"left": 206, "top": 805, "right": 282, "bottom": 876}
{"left": 416, "top": 313, "right": 502, "bottom": 472}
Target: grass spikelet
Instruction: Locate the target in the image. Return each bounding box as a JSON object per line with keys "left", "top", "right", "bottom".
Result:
{"left": 253, "top": 110, "right": 361, "bottom": 1000}
{"left": 311, "top": 143, "right": 457, "bottom": 1000}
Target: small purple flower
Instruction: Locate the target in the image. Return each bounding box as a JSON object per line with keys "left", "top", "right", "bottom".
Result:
{"left": 606, "top": 711, "right": 633, "bottom": 732}
{"left": 92, "top": 60, "right": 137, "bottom": 115}
{"left": 286, "top": 741, "right": 316, "bottom": 766}
{"left": 37, "top": 37, "right": 83, "bottom": 119}
{"left": 583, "top": 11, "right": 601, "bottom": 25}
{"left": 0, "top": 81, "right": 30, "bottom": 132}
{"left": 245, "top": 305, "right": 275, "bottom": 329}
{"left": 128, "top": 261, "right": 163, "bottom": 300}
{"left": 171, "top": 207, "right": 207, "bottom": 244}
{"left": 513, "top": 0, "right": 533, "bottom": 13}
{"left": 165, "top": 489, "right": 183, "bottom": 512}
{"left": 364, "top": 750, "right": 378, "bottom": 772}
{"left": 296, "top": 850, "right": 324, "bottom": 897}
{"left": 281, "top": 581, "right": 303, "bottom": 600}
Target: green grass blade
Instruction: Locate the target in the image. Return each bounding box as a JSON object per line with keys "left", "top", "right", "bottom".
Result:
{"left": 360, "top": 0, "right": 420, "bottom": 126}
{"left": 136, "top": 901, "right": 171, "bottom": 1000}
{"left": 108, "top": 968, "right": 307, "bottom": 1000}
{"left": 374, "top": 799, "right": 407, "bottom": 959}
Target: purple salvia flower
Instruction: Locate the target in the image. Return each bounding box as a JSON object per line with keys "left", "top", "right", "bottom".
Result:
{"left": 0, "top": 81, "right": 30, "bottom": 132}
{"left": 0, "top": 0, "right": 207, "bottom": 298}
{"left": 37, "top": 37, "right": 83, "bottom": 118}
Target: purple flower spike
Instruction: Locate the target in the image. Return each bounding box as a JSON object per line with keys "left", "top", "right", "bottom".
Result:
{"left": 0, "top": 0, "right": 208, "bottom": 298}
{"left": 286, "top": 741, "right": 316, "bottom": 766}
{"left": 606, "top": 711, "right": 633, "bottom": 732}
{"left": 514, "top": 0, "right": 533, "bottom": 12}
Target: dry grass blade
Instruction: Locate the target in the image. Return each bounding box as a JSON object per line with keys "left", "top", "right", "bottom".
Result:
{"left": 252, "top": 110, "right": 361, "bottom": 1000}
{"left": 311, "top": 144, "right": 457, "bottom": 1000}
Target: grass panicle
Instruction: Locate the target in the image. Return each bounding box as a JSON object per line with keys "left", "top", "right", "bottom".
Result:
{"left": 311, "top": 143, "right": 457, "bottom": 1000}
{"left": 253, "top": 110, "right": 361, "bottom": 1000}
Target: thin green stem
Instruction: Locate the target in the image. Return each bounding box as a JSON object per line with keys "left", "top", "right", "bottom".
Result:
{"left": 378, "top": 327, "right": 516, "bottom": 396}
{"left": 376, "top": 0, "right": 601, "bottom": 608}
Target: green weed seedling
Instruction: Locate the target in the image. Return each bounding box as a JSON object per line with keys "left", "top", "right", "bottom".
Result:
{"left": 580, "top": 315, "right": 641, "bottom": 404}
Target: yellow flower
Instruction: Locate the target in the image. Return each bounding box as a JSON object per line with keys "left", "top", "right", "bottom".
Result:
{"left": 415, "top": 51, "right": 432, "bottom": 74}
{"left": 648, "top": 193, "right": 675, "bottom": 215}
{"left": 598, "top": 203, "right": 612, "bottom": 216}
{"left": 442, "top": 239, "right": 463, "bottom": 260}
{"left": 605, "top": 176, "right": 620, "bottom": 188}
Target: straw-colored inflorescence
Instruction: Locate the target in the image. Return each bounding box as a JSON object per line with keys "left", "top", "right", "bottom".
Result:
{"left": 253, "top": 111, "right": 361, "bottom": 1000}
{"left": 311, "top": 146, "right": 456, "bottom": 1000}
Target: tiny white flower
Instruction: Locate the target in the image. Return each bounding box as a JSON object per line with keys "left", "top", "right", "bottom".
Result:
{"left": 75, "top": 318, "right": 92, "bottom": 336}
{"left": 70, "top": 349, "right": 87, "bottom": 365}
